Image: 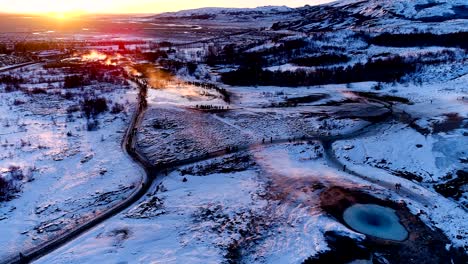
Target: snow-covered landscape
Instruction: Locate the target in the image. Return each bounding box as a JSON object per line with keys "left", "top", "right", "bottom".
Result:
{"left": 0, "top": 0, "right": 467, "bottom": 263}
{"left": 0, "top": 60, "right": 143, "bottom": 261}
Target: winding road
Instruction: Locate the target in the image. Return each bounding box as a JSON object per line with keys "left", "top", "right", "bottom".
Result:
{"left": 0, "top": 64, "right": 457, "bottom": 263}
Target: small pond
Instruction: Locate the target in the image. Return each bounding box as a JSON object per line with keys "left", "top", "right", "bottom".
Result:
{"left": 343, "top": 204, "right": 408, "bottom": 241}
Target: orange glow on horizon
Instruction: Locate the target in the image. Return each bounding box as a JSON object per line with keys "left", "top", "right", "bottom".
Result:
{"left": 48, "top": 10, "right": 85, "bottom": 20}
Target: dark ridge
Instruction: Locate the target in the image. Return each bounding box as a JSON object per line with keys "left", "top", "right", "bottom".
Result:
{"left": 370, "top": 32, "right": 468, "bottom": 50}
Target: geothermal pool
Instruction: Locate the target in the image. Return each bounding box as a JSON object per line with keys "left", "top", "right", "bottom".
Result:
{"left": 343, "top": 204, "right": 408, "bottom": 241}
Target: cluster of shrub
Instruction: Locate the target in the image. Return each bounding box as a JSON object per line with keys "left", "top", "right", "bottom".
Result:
{"left": 208, "top": 39, "right": 315, "bottom": 66}
{"left": 44, "top": 62, "right": 127, "bottom": 87}
{"left": 80, "top": 97, "right": 125, "bottom": 131}
{"left": 0, "top": 75, "right": 23, "bottom": 85}
{"left": 79, "top": 96, "right": 124, "bottom": 120}
{"left": 14, "top": 41, "right": 66, "bottom": 52}
{"left": 0, "top": 74, "right": 44, "bottom": 93}
{"left": 157, "top": 59, "right": 198, "bottom": 76}
{"left": 141, "top": 51, "right": 169, "bottom": 62}
{"left": 64, "top": 75, "right": 86, "bottom": 88}
{"left": 0, "top": 166, "right": 25, "bottom": 202}
{"left": 221, "top": 55, "right": 416, "bottom": 87}
{"left": 0, "top": 43, "right": 7, "bottom": 54}
{"left": 81, "top": 97, "right": 109, "bottom": 119}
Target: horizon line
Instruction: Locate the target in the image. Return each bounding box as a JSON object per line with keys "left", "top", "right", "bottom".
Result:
{"left": 0, "top": 3, "right": 327, "bottom": 16}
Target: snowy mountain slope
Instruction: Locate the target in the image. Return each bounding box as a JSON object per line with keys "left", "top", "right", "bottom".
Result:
{"left": 149, "top": 5, "right": 299, "bottom": 29}
{"left": 151, "top": 0, "right": 468, "bottom": 33}
{"left": 332, "top": 0, "right": 468, "bottom": 21}
{"left": 155, "top": 0, "right": 467, "bottom": 21}
{"left": 273, "top": 0, "right": 468, "bottom": 32}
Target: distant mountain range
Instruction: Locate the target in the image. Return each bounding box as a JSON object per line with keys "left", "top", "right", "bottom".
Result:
{"left": 275, "top": 0, "right": 468, "bottom": 32}
{"left": 155, "top": 6, "right": 294, "bottom": 18}
{"left": 152, "top": 0, "right": 468, "bottom": 33}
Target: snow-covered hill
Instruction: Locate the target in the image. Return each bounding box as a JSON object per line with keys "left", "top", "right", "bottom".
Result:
{"left": 151, "top": 0, "right": 468, "bottom": 33}
{"left": 148, "top": 6, "right": 301, "bottom": 28}
{"left": 150, "top": 5, "right": 298, "bottom": 29}
{"left": 155, "top": 6, "right": 294, "bottom": 18}
{"left": 272, "top": 0, "right": 468, "bottom": 32}
{"left": 332, "top": 0, "right": 468, "bottom": 21}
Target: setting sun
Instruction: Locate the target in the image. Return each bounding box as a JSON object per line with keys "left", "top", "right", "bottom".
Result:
{"left": 49, "top": 10, "right": 85, "bottom": 20}
{"left": 50, "top": 12, "right": 69, "bottom": 20}
{"left": 54, "top": 13, "right": 65, "bottom": 19}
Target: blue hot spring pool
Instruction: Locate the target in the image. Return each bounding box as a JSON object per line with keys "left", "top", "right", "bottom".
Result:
{"left": 343, "top": 204, "right": 408, "bottom": 241}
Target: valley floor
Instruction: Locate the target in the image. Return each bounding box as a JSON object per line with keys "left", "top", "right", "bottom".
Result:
{"left": 34, "top": 70, "right": 468, "bottom": 263}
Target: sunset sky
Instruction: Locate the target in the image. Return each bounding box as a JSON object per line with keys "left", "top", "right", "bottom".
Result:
{"left": 0, "top": 0, "right": 333, "bottom": 14}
